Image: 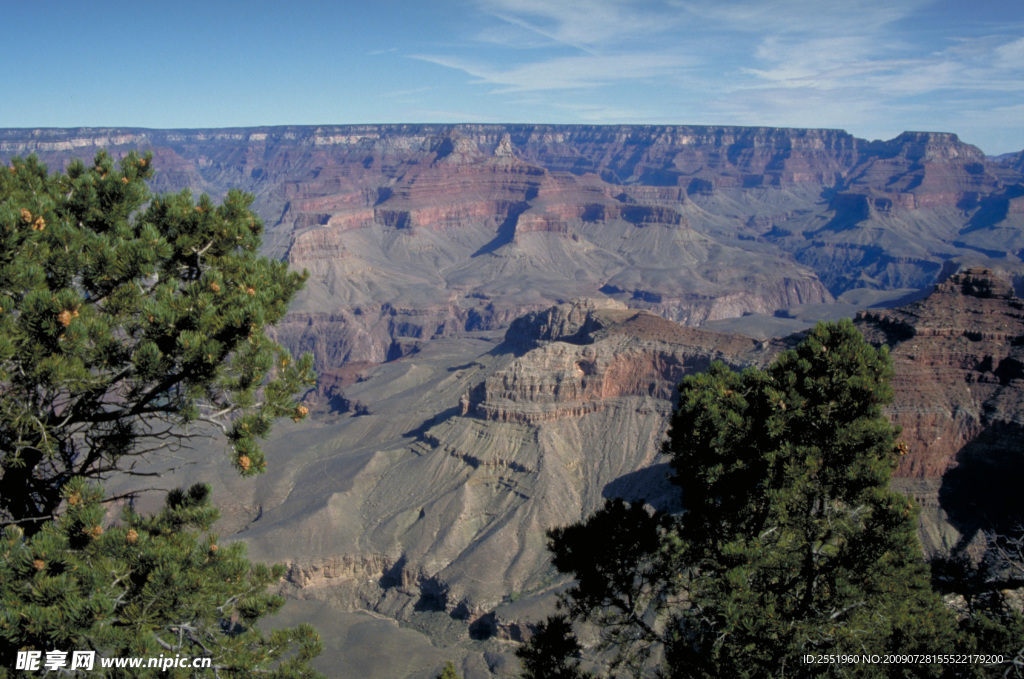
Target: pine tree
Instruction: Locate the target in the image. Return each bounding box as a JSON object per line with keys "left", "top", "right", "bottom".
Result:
{"left": 0, "top": 153, "right": 320, "bottom": 675}
{"left": 0, "top": 152, "right": 315, "bottom": 529}
{"left": 935, "top": 530, "right": 1024, "bottom": 677}
{"left": 542, "top": 499, "right": 674, "bottom": 676}
{"left": 436, "top": 660, "right": 464, "bottom": 679}
{"left": 521, "top": 320, "right": 966, "bottom": 678}
{"left": 0, "top": 479, "right": 323, "bottom": 677}
{"left": 516, "top": 615, "right": 593, "bottom": 679}
{"left": 663, "top": 319, "right": 957, "bottom": 677}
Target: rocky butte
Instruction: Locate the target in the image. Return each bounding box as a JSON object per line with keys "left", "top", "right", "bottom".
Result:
{"left": 3, "top": 126, "right": 1023, "bottom": 678}
{"left": 857, "top": 268, "right": 1024, "bottom": 556}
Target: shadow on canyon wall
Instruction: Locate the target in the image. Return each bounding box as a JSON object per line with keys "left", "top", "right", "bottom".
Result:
{"left": 602, "top": 463, "right": 682, "bottom": 514}
{"left": 939, "top": 421, "right": 1024, "bottom": 552}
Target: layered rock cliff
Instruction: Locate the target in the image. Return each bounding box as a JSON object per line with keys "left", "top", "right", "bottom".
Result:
{"left": 9, "top": 125, "right": 1024, "bottom": 677}
{"left": 98, "top": 263, "right": 1024, "bottom": 678}
{"left": 4, "top": 125, "right": 1022, "bottom": 377}
{"left": 856, "top": 268, "right": 1024, "bottom": 554}
{"left": 476, "top": 299, "right": 775, "bottom": 423}
{"left": 241, "top": 271, "right": 1024, "bottom": 610}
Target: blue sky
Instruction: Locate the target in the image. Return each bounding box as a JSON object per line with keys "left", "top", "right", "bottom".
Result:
{"left": 3, "top": 0, "right": 1022, "bottom": 154}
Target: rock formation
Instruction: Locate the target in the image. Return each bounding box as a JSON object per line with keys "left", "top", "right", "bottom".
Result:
{"left": 856, "top": 268, "right": 1024, "bottom": 555}
{"left": 209, "top": 271, "right": 1021, "bottom": 675}
{"left": 84, "top": 263, "right": 1024, "bottom": 678}
{"left": 4, "top": 125, "right": 1022, "bottom": 376}
{"left": 7, "top": 126, "right": 1024, "bottom": 678}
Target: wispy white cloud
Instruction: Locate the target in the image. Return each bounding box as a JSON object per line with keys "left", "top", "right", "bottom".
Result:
{"left": 412, "top": 51, "right": 693, "bottom": 92}
{"left": 743, "top": 33, "right": 1024, "bottom": 96}
{"left": 406, "top": 0, "right": 1024, "bottom": 152}
{"left": 673, "top": 0, "right": 928, "bottom": 37}
{"left": 995, "top": 36, "right": 1024, "bottom": 68}
{"left": 474, "top": 0, "right": 683, "bottom": 49}
{"left": 743, "top": 35, "right": 899, "bottom": 88}
{"left": 380, "top": 86, "right": 437, "bottom": 102}
{"left": 413, "top": 0, "right": 698, "bottom": 97}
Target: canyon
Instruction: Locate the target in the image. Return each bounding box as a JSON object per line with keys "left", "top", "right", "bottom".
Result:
{"left": 5, "top": 125, "right": 1023, "bottom": 372}
{"left": 3, "top": 125, "right": 1024, "bottom": 678}
{"left": 182, "top": 269, "right": 1024, "bottom": 679}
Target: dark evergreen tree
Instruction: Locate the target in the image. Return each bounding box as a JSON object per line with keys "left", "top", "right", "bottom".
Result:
{"left": 516, "top": 615, "right": 593, "bottom": 679}
{"left": 0, "top": 152, "right": 314, "bottom": 529}
{"left": 521, "top": 321, "right": 977, "bottom": 678}
{"left": 935, "top": 530, "right": 1024, "bottom": 677}
{"left": 0, "top": 153, "right": 320, "bottom": 675}
{"left": 663, "top": 319, "right": 957, "bottom": 677}
{"left": 544, "top": 499, "right": 676, "bottom": 676}
{"left": 0, "top": 479, "right": 323, "bottom": 677}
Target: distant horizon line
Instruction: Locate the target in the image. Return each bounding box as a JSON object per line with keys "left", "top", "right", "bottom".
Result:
{"left": 0, "top": 122, "right": 949, "bottom": 135}
{"left": 0, "top": 123, "right": 1019, "bottom": 157}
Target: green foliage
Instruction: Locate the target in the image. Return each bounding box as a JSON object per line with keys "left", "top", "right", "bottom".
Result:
{"left": 933, "top": 531, "right": 1024, "bottom": 677}
{"left": 960, "top": 603, "right": 1024, "bottom": 679}
{"left": 546, "top": 499, "right": 678, "bottom": 673}
{"left": 516, "top": 615, "right": 592, "bottom": 679}
{"left": 665, "top": 319, "right": 956, "bottom": 678}
{"left": 435, "top": 660, "right": 464, "bottom": 679}
{"left": 0, "top": 478, "right": 323, "bottom": 677}
{"left": 522, "top": 320, "right": 986, "bottom": 678}
{"left": 0, "top": 153, "right": 320, "bottom": 675}
{"left": 0, "top": 152, "right": 315, "bottom": 528}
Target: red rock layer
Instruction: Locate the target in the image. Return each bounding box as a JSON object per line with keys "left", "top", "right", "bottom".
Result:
{"left": 856, "top": 268, "right": 1024, "bottom": 548}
